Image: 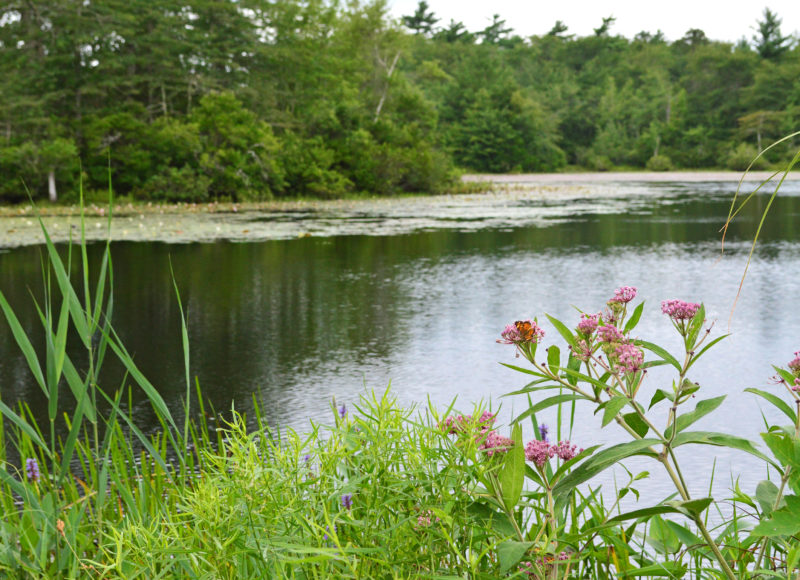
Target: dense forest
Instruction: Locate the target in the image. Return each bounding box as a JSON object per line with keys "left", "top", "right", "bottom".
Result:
{"left": 1, "top": 0, "right": 798, "bottom": 202}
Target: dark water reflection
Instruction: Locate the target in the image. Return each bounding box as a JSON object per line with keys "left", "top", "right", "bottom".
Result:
{"left": 2, "top": 182, "right": 800, "bottom": 498}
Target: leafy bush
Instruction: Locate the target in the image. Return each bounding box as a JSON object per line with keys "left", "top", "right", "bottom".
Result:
{"left": 726, "top": 142, "right": 769, "bottom": 171}
{"left": 645, "top": 154, "right": 674, "bottom": 171}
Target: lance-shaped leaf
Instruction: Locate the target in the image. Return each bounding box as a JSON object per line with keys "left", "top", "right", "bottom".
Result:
{"left": 664, "top": 396, "right": 726, "bottom": 439}
{"left": 499, "top": 423, "right": 525, "bottom": 512}
{"left": 552, "top": 439, "right": 659, "bottom": 508}
{"left": 672, "top": 431, "right": 779, "bottom": 470}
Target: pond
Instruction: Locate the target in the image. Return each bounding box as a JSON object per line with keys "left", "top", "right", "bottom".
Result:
{"left": 2, "top": 175, "right": 800, "bottom": 500}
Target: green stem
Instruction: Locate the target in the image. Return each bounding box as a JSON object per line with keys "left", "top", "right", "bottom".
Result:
{"left": 659, "top": 456, "right": 736, "bottom": 579}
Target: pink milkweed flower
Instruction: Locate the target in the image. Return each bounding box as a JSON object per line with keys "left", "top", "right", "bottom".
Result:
{"left": 480, "top": 431, "right": 514, "bottom": 456}
{"left": 788, "top": 351, "right": 800, "bottom": 376}
{"left": 525, "top": 439, "right": 554, "bottom": 467}
{"left": 792, "top": 378, "right": 800, "bottom": 392}
{"left": 609, "top": 286, "right": 637, "bottom": 304}
{"left": 478, "top": 411, "right": 496, "bottom": 426}
{"left": 577, "top": 313, "right": 600, "bottom": 336}
{"left": 614, "top": 343, "right": 644, "bottom": 374}
{"left": 661, "top": 299, "right": 700, "bottom": 321}
{"left": 553, "top": 440, "right": 582, "bottom": 462}
{"left": 597, "top": 324, "right": 624, "bottom": 343}
{"left": 497, "top": 320, "right": 545, "bottom": 345}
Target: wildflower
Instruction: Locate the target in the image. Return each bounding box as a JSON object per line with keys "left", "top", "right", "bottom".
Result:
{"left": 477, "top": 410, "right": 496, "bottom": 426}
{"left": 577, "top": 313, "right": 599, "bottom": 336}
{"left": 788, "top": 351, "right": 800, "bottom": 376}
{"left": 661, "top": 299, "right": 700, "bottom": 321}
{"left": 525, "top": 439, "right": 554, "bottom": 467}
{"left": 302, "top": 454, "right": 311, "bottom": 464}
{"left": 339, "top": 403, "right": 347, "bottom": 419}
{"left": 609, "top": 286, "right": 637, "bottom": 304}
{"left": 614, "top": 343, "right": 644, "bottom": 374}
{"left": 793, "top": 378, "right": 800, "bottom": 393}
{"left": 497, "top": 320, "right": 544, "bottom": 345}
{"left": 539, "top": 423, "right": 549, "bottom": 442}
{"left": 25, "top": 458, "right": 39, "bottom": 483}
{"left": 341, "top": 493, "right": 353, "bottom": 510}
{"left": 553, "top": 440, "right": 582, "bottom": 462}
{"left": 572, "top": 339, "right": 593, "bottom": 362}
{"left": 439, "top": 413, "right": 472, "bottom": 434}
{"left": 480, "top": 431, "right": 514, "bottom": 457}
{"left": 415, "top": 509, "right": 441, "bottom": 530}
{"left": 323, "top": 524, "right": 336, "bottom": 540}
{"left": 597, "top": 324, "right": 624, "bottom": 343}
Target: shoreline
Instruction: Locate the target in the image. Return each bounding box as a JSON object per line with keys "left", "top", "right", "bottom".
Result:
{"left": 1, "top": 171, "right": 796, "bottom": 249}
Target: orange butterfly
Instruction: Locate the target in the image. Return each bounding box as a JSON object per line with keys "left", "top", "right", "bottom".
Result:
{"left": 514, "top": 320, "right": 536, "bottom": 342}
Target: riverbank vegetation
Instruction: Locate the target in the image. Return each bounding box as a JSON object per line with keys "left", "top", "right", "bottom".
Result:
{"left": 1, "top": 204, "right": 800, "bottom": 578}
{"left": 2, "top": 2, "right": 800, "bottom": 203}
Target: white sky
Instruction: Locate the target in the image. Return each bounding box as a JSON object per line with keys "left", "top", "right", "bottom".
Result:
{"left": 387, "top": 0, "right": 800, "bottom": 43}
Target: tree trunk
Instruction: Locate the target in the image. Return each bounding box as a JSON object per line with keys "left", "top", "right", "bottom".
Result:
{"left": 48, "top": 169, "right": 57, "bottom": 202}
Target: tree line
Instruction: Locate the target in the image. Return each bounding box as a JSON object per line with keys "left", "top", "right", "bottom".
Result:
{"left": 1, "top": 0, "right": 798, "bottom": 202}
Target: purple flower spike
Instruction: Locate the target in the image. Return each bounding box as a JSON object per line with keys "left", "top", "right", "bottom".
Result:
{"left": 539, "top": 424, "right": 549, "bottom": 442}
{"left": 25, "top": 458, "right": 39, "bottom": 483}
{"left": 341, "top": 493, "right": 353, "bottom": 510}
{"left": 339, "top": 404, "right": 347, "bottom": 419}
{"left": 661, "top": 299, "right": 700, "bottom": 321}
{"left": 609, "top": 286, "right": 637, "bottom": 304}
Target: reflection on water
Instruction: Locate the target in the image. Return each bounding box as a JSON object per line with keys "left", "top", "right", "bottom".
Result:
{"left": 1, "top": 182, "right": 800, "bottom": 499}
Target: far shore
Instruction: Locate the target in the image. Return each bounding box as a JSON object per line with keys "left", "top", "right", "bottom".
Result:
{"left": 463, "top": 169, "right": 799, "bottom": 183}
{"left": 1, "top": 170, "right": 797, "bottom": 249}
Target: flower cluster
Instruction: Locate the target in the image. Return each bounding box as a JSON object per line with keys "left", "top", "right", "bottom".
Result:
{"left": 577, "top": 313, "right": 600, "bottom": 336}
{"left": 25, "top": 458, "right": 39, "bottom": 483}
{"left": 788, "top": 351, "right": 800, "bottom": 376}
{"left": 793, "top": 378, "right": 800, "bottom": 393}
{"left": 614, "top": 342, "right": 644, "bottom": 374}
{"left": 661, "top": 299, "right": 700, "bottom": 321}
{"left": 439, "top": 411, "right": 495, "bottom": 434}
{"left": 415, "top": 509, "right": 441, "bottom": 530}
{"left": 597, "top": 324, "right": 624, "bottom": 343}
{"left": 524, "top": 438, "right": 582, "bottom": 467}
{"left": 439, "top": 411, "right": 513, "bottom": 457}
{"left": 341, "top": 493, "right": 353, "bottom": 510}
{"left": 481, "top": 431, "right": 514, "bottom": 457}
{"left": 497, "top": 319, "right": 545, "bottom": 345}
{"left": 519, "top": 552, "right": 570, "bottom": 576}
{"left": 608, "top": 286, "right": 637, "bottom": 304}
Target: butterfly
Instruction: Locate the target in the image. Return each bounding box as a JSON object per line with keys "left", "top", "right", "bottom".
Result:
{"left": 514, "top": 320, "right": 536, "bottom": 342}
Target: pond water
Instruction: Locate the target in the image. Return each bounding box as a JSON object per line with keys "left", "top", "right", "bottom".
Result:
{"left": 2, "top": 178, "right": 800, "bottom": 501}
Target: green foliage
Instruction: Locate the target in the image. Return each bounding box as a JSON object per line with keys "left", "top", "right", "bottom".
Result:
{"left": 726, "top": 143, "right": 768, "bottom": 171}
{"left": 4, "top": 1, "right": 800, "bottom": 202}
{"left": 645, "top": 154, "right": 673, "bottom": 171}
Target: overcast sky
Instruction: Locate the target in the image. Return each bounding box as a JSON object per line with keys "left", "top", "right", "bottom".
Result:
{"left": 387, "top": 1, "right": 800, "bottom": 43}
